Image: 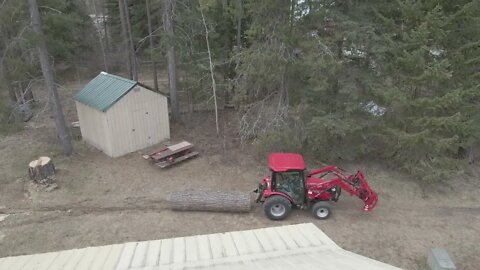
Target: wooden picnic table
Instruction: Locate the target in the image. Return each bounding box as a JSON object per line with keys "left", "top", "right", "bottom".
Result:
{"left": 143, "top": 141, "right": 199, "bottom": 168}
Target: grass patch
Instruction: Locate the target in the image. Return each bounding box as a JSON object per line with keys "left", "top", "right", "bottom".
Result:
{"left": 0, "top": 122, "right": 24, "bottom": 136}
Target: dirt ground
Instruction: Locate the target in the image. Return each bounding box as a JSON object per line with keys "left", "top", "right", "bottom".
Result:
{"left": 0, "top": 78, "right": 479, "bottom": 270}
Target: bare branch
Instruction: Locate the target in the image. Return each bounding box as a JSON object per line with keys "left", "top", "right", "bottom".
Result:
{"left": 200, "top": 7, "right": 219, "bottom": 135}
{"left": 0, "top": 25, "right": 29, "bottom": 74}
{"left": 39, "top": 5, "right": 63, "bottom": 14}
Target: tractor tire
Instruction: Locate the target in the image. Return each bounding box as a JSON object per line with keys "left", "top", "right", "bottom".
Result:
{"left": 263, "top": 195, "right": 292, "bottom": 221}
{"left": 312, "top": 201, "right": 331, "bottom": 220}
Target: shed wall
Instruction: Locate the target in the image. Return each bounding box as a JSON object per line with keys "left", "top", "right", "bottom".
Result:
{"left": 75, "top": 101, "right": 111, "bottom": 155}
{"left": 105, "top": 86, "right": 169, "bottom": 157}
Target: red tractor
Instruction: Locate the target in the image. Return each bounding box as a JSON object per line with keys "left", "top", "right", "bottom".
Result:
{"left": 254, "top": 153, "right": 378, "bottom": 220}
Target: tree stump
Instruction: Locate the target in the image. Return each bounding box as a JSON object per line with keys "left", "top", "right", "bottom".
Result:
{"left": 167, "top": 191, "right": 251, "bottom": 213}
{"left": 28, "top": 156, "right": 55, "bottom": 184}
{"left": 70, "top": 121, "right": 82, "bottom": 141}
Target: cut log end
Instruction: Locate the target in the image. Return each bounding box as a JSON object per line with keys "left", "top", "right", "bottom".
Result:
{"left": 167, "top": 191, "right": 252, "bottom": 213}
{"left": 28, "top": 156, "right": 55, "bottom": 184}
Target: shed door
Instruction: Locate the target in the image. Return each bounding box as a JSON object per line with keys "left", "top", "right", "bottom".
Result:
{"left": 132, "top": 108, "right": 153, "bottom": 149}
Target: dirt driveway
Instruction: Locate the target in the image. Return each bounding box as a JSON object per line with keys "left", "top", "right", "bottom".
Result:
{"left": 0, "top": 82, "right": 479, "bottom": 270}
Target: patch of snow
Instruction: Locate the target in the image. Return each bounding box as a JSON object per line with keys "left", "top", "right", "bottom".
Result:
{"left": 429, "top": 48, "right": 445, "bottom": 57}
{"left": 89, "top": 14, "right": 107, "bottom": 25}
{"left": 363, "top": 101, "right": 386, "bottom": 116}
{"left": 343, "top": 48, "right": 366, "bottom": 58}
{"left": 308, "top": 30, "right": 319, "bottom": 38}
{"left": 0, "top": 214, "right": 9, "bottom": 222}
{"left": 296, "top": 0, "right": 310, "bottom": 18}
{"left": 88, "top": 14, "right": 108, "bottom": 38}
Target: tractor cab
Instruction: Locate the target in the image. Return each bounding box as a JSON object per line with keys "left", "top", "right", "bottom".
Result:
{"left": 267, "top": 153, "right": 306, "bottom": 206}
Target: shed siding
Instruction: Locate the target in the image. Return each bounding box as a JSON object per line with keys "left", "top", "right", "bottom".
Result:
{"left": 75, "top": 101, "right": 111, "bottom": 155}
{"left": 105, "top": 86, "right": 169, "bottom": 157}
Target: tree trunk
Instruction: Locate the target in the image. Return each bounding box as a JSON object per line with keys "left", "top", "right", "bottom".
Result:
{"left": 122, "top": 0, "right": 138, "bottom": 81}
{"left": 28, "top": 156, "right": 55, "bottom": 183}
{"left": 163, "top": 0, "right": 180, "bottom": 120}
{"left": 146, "top": 0, "right": 158, "bottom": 91}
{"left": 24, "top": 83, "right": 34, "bottom": 103}
{"left": 289, "top": 0, "right": 296, "bottom": 33}
{"left": 7, "top": 87, "right": 17, "bottom": 105}
{"left": 28, "top": 0, "right": 73, "bottom": 156}
{"left": 200, "top": 8, "right": 219, "bottom": 135}
{"left": 93, "top": 0, "right": 108, "bottom": 71}
{"left": 236, "top": 0, "right": 242, "bottom": 49}
{"left": 101, "top": 0, "right": 110, "bottom": 65}
{"left": 222, "top": 0, "right": 232, "bottom": 106}
{"left": 118, "top": 0, "right": 132, "bottom": 79}
{"left": 167, "top": 191, "right": 251, "bottom": 212}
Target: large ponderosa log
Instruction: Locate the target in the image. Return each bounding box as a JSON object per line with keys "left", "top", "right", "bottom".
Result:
{"left": 28, "top": 156, "right": 55, "bottom": 183}
{"left": 168, "top": 191, "right": 251, "bottom": 213}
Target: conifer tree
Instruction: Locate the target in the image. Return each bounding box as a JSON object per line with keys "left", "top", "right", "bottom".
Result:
{"left": 375, "top": 0, "right": 480, "bottom": 181}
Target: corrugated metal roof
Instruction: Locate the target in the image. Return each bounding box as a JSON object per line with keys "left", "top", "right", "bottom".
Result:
{"left": 73, "top": 72, "right": 137, "bottom": 112}
{"left": 0, "top": 223, "right": 401, "bottom": 270}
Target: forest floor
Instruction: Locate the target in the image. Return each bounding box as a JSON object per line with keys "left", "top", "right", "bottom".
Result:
{"left": 0, "top": 77, "right": 479, "bottom": 270}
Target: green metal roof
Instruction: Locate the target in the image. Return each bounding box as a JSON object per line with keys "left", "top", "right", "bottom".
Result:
{"left": 73, "top": 72, "right": 137, "bottom": 112}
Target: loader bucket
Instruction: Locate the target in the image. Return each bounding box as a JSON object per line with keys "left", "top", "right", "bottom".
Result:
{"left": 363, "top": 191, "right": 378, "bottom": 211}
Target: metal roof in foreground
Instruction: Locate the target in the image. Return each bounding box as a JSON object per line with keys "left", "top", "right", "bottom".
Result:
{"left": 0, "top": 223, "right": 401, "bottom": 270}
{"left": 73, "top": 72, "right": 137, "bottom": 112}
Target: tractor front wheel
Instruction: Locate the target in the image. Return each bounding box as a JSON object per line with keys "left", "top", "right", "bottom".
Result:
{"left": 264, "top": 195, "right": 292, "bottom": 220}
{"left": 312, "top": 201, "right": 331, "bottom": 220}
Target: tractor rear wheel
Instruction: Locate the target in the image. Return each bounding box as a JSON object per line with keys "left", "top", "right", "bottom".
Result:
{"left": 264, "top": 195, "right": 292, "bottom": 220}
{"left": 312, "top": 201, "right": 331, "bottom": 220}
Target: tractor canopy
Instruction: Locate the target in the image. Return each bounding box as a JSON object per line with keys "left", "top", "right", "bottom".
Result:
{"left": 268, "top": 153, "right": 306, "bottom": 172}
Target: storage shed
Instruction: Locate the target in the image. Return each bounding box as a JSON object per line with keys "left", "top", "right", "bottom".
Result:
{"left": 73, "top": 72, "right": 169, "bottom": 158}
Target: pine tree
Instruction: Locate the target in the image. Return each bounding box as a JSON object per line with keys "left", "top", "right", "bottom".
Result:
{"left": 374, "top": 0, "right": 480, "bottom": 181}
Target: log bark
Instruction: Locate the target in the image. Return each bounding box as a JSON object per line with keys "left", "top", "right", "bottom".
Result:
{"left": 28, "top": 156, "right": 55, "bottom": 183}
{"left": 168, "top": 191, "right": 251, "bottom": 213}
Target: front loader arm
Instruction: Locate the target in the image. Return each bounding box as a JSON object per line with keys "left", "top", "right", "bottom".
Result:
{"left": 307, "top": 165, "right": 338, "bottom": 178}
{"left": 310, "top": 166, "right": 378, "bottom": 211}
{"left": 335, "top": 171, "right": 377, "bottom": 211}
